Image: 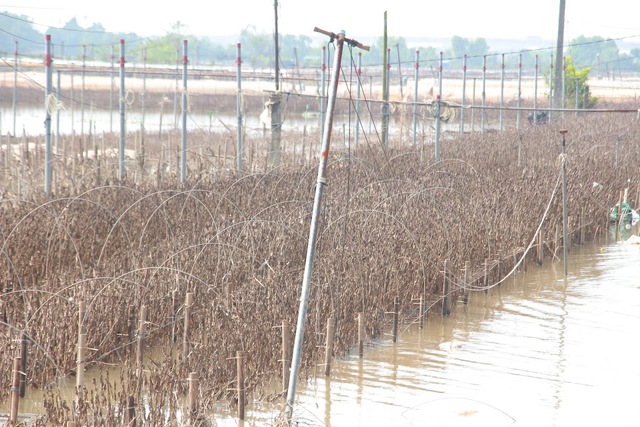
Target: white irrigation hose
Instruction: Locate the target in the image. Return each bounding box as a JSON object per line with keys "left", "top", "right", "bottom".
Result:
{"left": 463, "top": 159, "right": 564, "bottom": 292}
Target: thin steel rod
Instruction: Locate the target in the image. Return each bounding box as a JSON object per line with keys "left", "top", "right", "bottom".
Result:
{"left": 181, "top": 39, "right": 188, "bottom": 182}
{"left": 118, "top": 39, "right": 126, "bottom": 180}
{"left": 44, "top": 34, "right": 52, "bottom": 195}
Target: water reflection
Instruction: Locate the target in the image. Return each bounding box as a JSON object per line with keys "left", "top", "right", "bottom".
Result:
{"left": 281, "top": 234, "right": 640, "bottom": 427}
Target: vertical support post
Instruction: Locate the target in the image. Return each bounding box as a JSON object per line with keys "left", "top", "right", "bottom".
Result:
{"left": 395, "top": 43, "right": 403, "bottom": 99}
{"left": 56, "top": 70, "right": 61, "bottom": 158}
{"left": 615, "top": 135, "right": 620, "bottom": 177}
{"left": 560, "top": 129, "right": 569, "bottom": 277}
{"left": 500, "top": 53, "right": 505, "bottom": 131}
{"left": 118, "top": 39, "right": 126, "bottom": 181}
{"left": 236, "top": 42, "right": 243, "bottom": 175}
{"left": 355, "top": 51, "right": 362, "bottom": 147}
{"left": 188, "top": 372, "right": 198, "bottom": 425}
{"left": 384, "top": 47, "right": 391, "bottom": 146}
{"left": 9, "top": 356, "right": 21, "bottom": 425}
{"left": 562, "top": 56, "right": 567, "bottom": 112}
{"left": 324, "top": 316, "right": 334, "bottom": 376}
{"left": 534, "top": 54, "right": 539, "bottom": 119}
{"left": 44, "top": 34, "right": 53, "bottom": 195}
{"left": 517, "top": 54, "right": 522, "bottom": 129}
{"left": 463, "top": 261, "right": 470, "bottom": 304}
{"left": 460, "top": 54, "right": 467, "bottom": 134}
{"left": 110, "top": 45, "right": 114, "bottom": 133}
{"left": 392, "top": 297, "right": 399, "bottom": 343}
{"left": 483, "top": 258, "right": 489, "bottom": 289}
{"left": 418, "top": 295, "right": 425, "bottom": 328}
{"left": 434, "top": 51, "right": 443, "bottom": 161}
{"left": 19, "top": 333, "right": 27, "bottom": 397}
{"left": 136, "top": 305, "right": 147, "bottom": 376}
{"left": 442, "top": 259, "right": 451, "bottom": 315}
{"left": 127, "top": 395, "right": 136, "bottom": 427}
{"left": 80, "top": 44, "right": 86, "bottom": 154}
{"left": 13, "top": 41, "right": 18, "bottom": 137}
{"left": 481, "top": 54, "right": 486, "bottom": 132}
{"left": 537, "top": 230, "right": 544, "bottom": 265}
{"left": 76, "top": 333, "right": 86, "bottom": 401}
{"left": 381, "top": 13, "right": 389, "bottom": 148}
{"left": 181, "top": 39, "right": 188, "bottom": 182}
{"left": 182, "top": 292, "right": 193, "bottom": 363}
{"left": 282, "top": 320, "right": 289, "bottom": 393}
{"left": 357, "top": 313, "right": 364, "bottom": 357}
{"left": 237, "top": 351, "right": 245, "bottom": 420}
{"left": 412, "top": 50, "right": 419, "bottom": 147}
{"left": 549, "top": 53, "right": 554, "bottom": 122}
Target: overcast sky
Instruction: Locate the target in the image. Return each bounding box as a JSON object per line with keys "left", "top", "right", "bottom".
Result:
{"left": 3, "top": 0, "right": 640, "bottom": 45}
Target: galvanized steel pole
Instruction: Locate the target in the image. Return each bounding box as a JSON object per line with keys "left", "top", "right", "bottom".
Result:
{"left": 13, "top": 41, "right": 17, "bottom": 137}
{"left": 355, "top": 51, "right": 362, "bottom": 147}
{"left": 118, "top": 39, "right": 126, "bottom": 181}
{"left": 460, "top": 54, "right": 467, "bottom": 135}
{"left": 236, "top": 42, "right": 243, "bottom": 175}
{"left": 56, "top": 70, "right": 61, "bottom": 153}
{"left": 434, "top": 51, "right": 443, "bottom": 162}
{"left": 287, "top": 30, "right": 345, "bottom": 415}
{"left": 287, "top": 28, "right": 368, "bottom": 418}
{"left": 181, "top": 39, "right": 188, "bottom": 183}
{"left": 481, "top": 55, "right": 486, "bottom": 132}
{"left": 534, "top": 54, "right": 539, "bottom": 119}
{"left": 412, "top": 49, "right": 419, "bottom": 147}
{"left": 517, "top": 53, "right": 522, "bottom": 129}
{"left": 44, "top": 34, "right": 52, "bottom": 195}
{"left": 500, "top": 53, "right": 505, "bottom": 131}
{"left": 561, "top": 129, "right": 569, "bottom": 277}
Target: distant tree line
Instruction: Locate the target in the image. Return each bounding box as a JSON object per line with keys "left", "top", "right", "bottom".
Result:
{"left": 1, "top": 11, "right": 639, "bottom": 74}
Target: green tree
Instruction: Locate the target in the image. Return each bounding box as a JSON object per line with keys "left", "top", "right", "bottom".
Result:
{"left": 558, "top": 56, "right": 597, "bottom": 109}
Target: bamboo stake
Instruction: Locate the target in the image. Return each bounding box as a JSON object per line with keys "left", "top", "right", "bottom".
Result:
{"left": 182, "top": 292, "right": 193, "bottom": 364}
{"left": 9, "top": 356, "right": 21, "bottom": 425}
{"left": 282, "top": 320, "right": 289, "bottom": 393}
{"left": 136, "top": 305, "right": 148, "bottom": 376}
{"left": 76, "top": 333, "right": 86, "bottom": 401}
{"left": 463, "top": 261, "right": 470, "bottom": 304}
{"left": 443, "top": 260, "right": 451, "bottom": 315}
{"left": 188, "top": 372, "right": 198, "bottom": 425}
{"left": 357, "top": 312, "right": 364, "bottom": 357}
{"left": 324, "top": 316, "right": 334, "bottom": 376}
{"left": 19, "top": 333, "right": 27, "bottom": 397}
{"left": 236, "top": 351, "right": 245, "bottom": 420}
{"left": 392, "top": 297, "right": 399, "bottom": 342}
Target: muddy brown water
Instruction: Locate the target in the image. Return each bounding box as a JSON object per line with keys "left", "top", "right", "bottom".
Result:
{"left": 3, "top": 229, "right": 639, "bottom": 426}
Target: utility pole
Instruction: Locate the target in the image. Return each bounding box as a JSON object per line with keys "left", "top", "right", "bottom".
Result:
{"left": 554, "top": 0, "right": 566, "bottom": 109}
{"left": 381, "top": 11, "right": 389, "bottom": 147}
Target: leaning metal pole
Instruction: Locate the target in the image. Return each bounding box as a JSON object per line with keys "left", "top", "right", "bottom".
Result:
{"left": 286, "top": 28, "right": 368, "bottom": 418}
